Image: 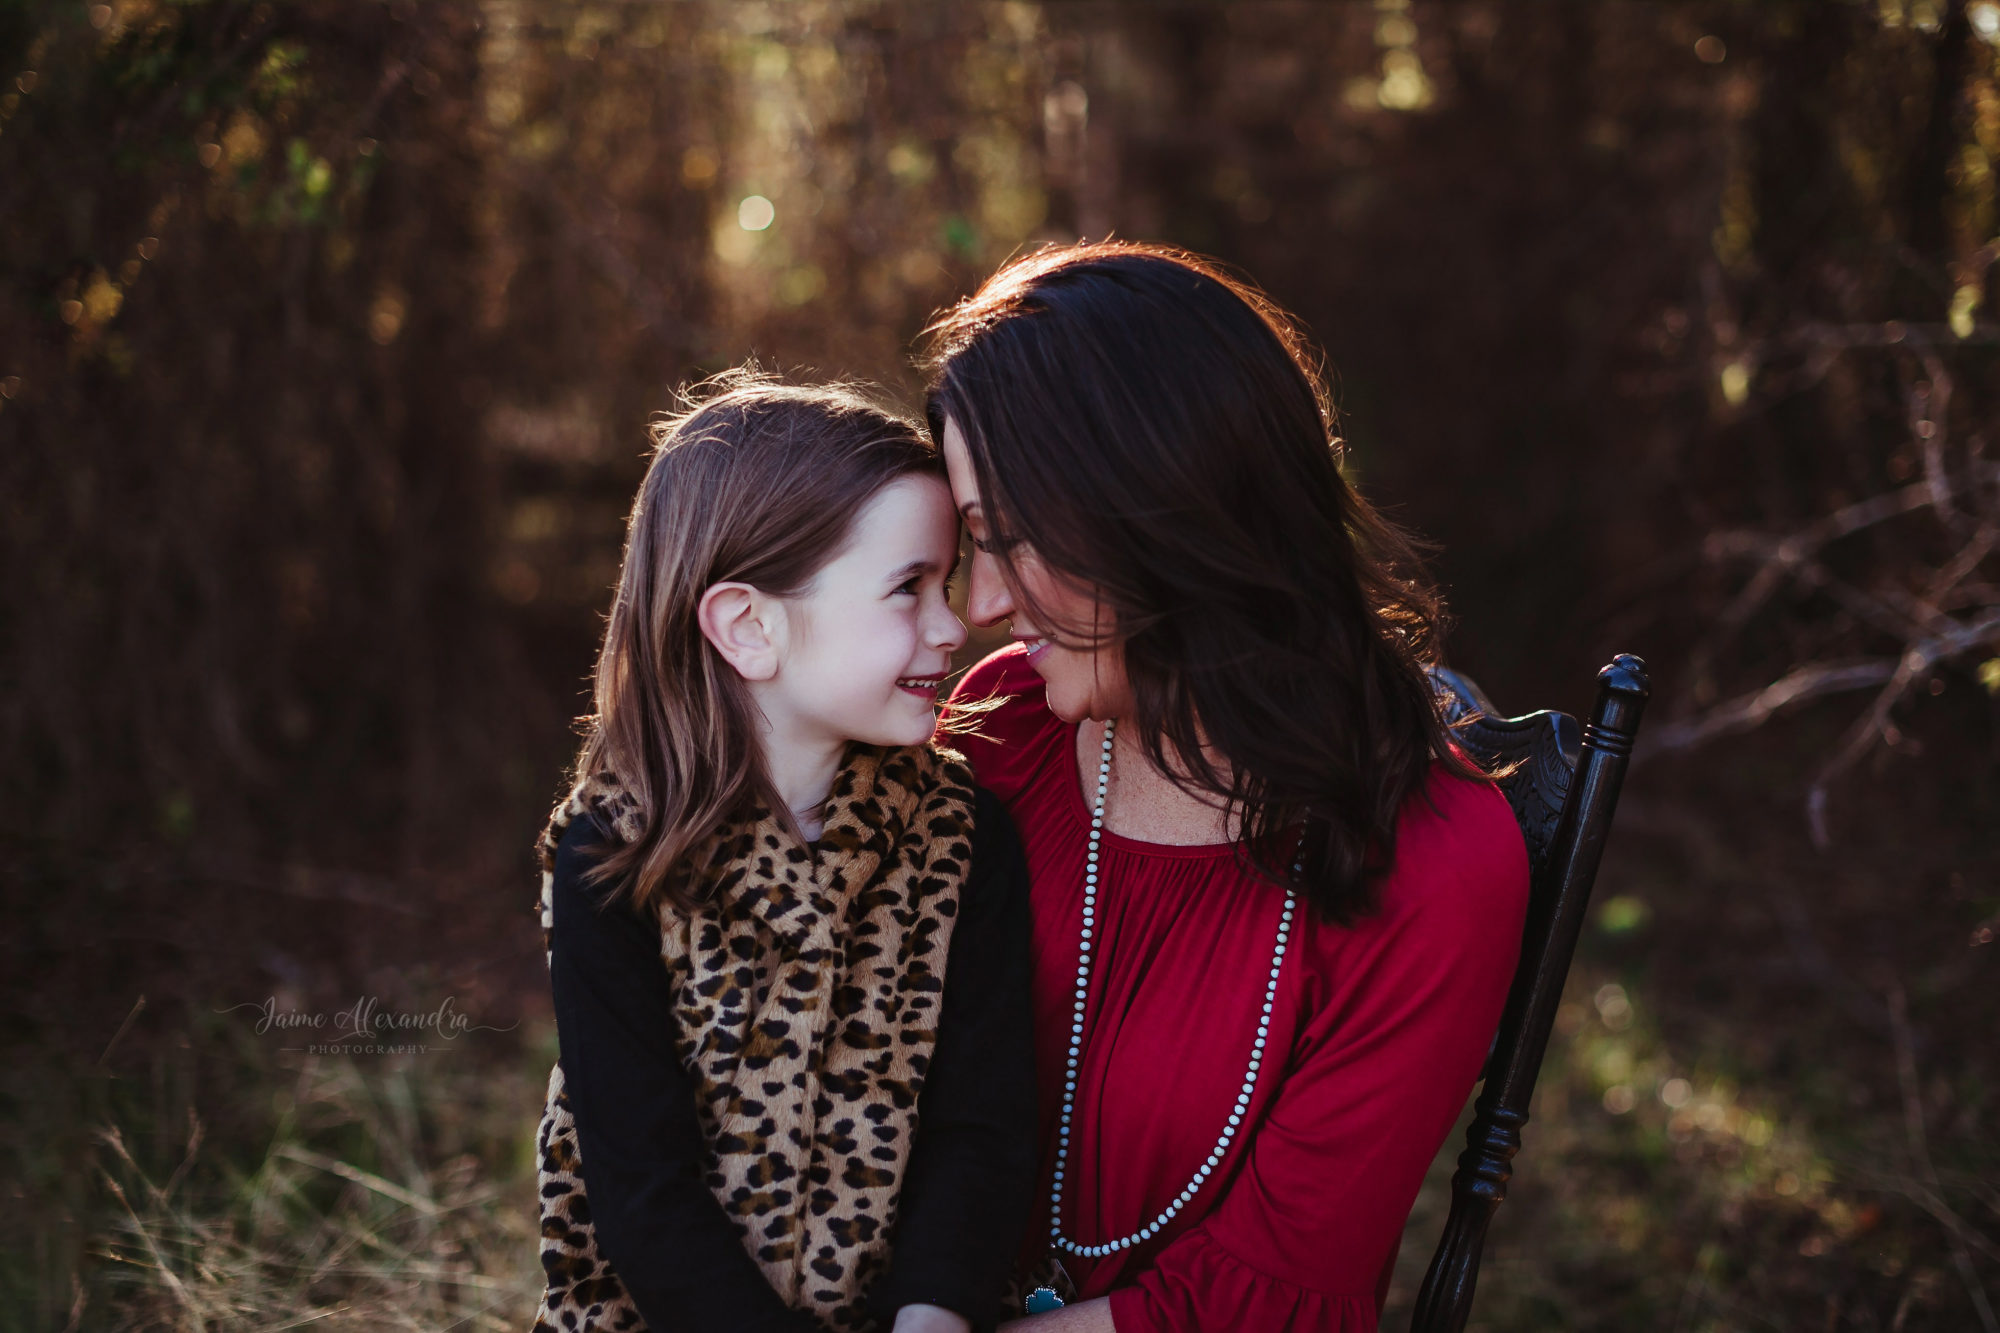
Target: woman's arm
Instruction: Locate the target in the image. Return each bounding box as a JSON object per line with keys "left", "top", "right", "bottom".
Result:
{"left": 548, "top": 817, "right": 820, "bottom": 1333}
{"left": 871, "top": 790, "right": 1040, "bottom": 1331}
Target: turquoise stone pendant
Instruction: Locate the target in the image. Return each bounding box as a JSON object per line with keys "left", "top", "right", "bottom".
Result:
{"left": 1025, "top": 1287, "right": 1065, "bottom": 1314}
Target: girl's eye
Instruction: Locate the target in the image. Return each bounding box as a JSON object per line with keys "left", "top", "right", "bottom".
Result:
{"left": 895, "top": 576, "right": 923, "bottom": 596}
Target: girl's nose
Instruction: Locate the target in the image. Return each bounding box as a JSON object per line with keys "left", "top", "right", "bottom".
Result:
{"left": 930, "top": 596, "right": 968, "bottom": 653}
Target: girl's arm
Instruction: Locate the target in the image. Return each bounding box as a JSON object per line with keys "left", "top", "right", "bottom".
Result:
{"left": 549, "top": 816, "right": 820, "bottom": 1333}
{"left": 871, "top": 789, "right": 1040, "bottom": 1332}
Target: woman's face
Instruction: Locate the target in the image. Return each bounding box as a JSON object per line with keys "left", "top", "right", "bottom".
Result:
{"left": 940, "top": 416, "right": 1133, "bottom": 723}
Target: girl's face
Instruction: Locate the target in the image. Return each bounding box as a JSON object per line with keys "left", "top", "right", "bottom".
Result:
{"left": 941, "top": 417, "right": 1134, "bottom": 724}
{"left": 772, "top": 473, "right": 967, "bottom": 748}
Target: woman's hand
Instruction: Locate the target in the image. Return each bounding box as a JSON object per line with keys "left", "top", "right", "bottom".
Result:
{"left": 892, "top": 1304, "right": 971, "bottom": 1333}
{"left": 998, "top": 1296, "right": 1117, "bottom": 1331}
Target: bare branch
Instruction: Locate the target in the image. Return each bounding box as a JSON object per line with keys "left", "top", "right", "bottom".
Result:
{"left": 1915, "top": 354, "right": 1959, "bottom": 530}
{"left": 1807, "top": 608, "right": 2000, "bottom": 846}
{"left": 1644, "top": 660, "right": 1899, "bottom": 756}
{"left": 1887, "top": 986, "right": 2000, "bottom": 1333}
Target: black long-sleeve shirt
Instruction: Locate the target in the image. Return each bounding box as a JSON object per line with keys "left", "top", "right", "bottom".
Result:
{"left": 546, "top": 786, "right": 1036, "bottom": 1333}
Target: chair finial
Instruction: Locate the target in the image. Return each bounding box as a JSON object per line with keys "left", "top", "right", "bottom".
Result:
{"left": 1598, "top": 654, "right": 1650, "bottom": 699}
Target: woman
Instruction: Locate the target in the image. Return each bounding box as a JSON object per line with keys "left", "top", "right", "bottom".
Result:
{"left": 926, "top": 243, "right": 1530, "bottom": 1333}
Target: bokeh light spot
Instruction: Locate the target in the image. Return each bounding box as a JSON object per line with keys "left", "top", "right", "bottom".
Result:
{"left": 369, "top": 287, "right": 407, "bottom": 344}
{"left": 1597, "top": 894, "right": 1651, "bottom": 934}
{"left": 1695, "top": 35, "right": 1726, "bottom": 63}
{"left": 682, "top": 145, "right": 719, "bottom": 185}
{"left": 1594, "top": 982, "right": 1634, "bottom": 1030}
{"left": 1720, "top": 359, "right": 1751, "bottom": 406}
{"left": 737, "top": 194, "right": 775, "bottom": 231}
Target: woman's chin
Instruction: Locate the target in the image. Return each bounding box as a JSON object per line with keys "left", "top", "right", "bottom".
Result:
{"left": 1042, "top": 689, "right": 1093, "bottom": 725}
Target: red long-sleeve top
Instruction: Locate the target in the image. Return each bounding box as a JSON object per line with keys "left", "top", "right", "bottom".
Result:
{"left": 950, "top": 647, "right": 1529, "bottom": 1332}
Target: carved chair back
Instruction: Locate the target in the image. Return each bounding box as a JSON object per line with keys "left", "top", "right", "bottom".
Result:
{"left": 1409, "top": 656, "right": 1651, "bottom": 1333}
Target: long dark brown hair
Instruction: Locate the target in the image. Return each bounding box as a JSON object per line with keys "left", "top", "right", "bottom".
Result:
{"left": 570, "top": 368, "right": 940, "bottom": 915}
{"left": 923, "top": 241, "right": 1484, "bottom": 923}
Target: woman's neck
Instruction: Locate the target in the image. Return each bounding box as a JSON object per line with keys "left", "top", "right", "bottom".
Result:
{"left": 1084, "top": 716, "right": 1242, "bottom": 846}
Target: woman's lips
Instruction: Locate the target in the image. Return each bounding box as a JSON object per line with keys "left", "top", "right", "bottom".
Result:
{"left": 1016, "top": 636, "right": 1050, "bottom": 666}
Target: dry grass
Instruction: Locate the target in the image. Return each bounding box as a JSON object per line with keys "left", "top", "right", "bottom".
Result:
{"left": 74, "top": 1046, "right": 547, "bottom": 1333}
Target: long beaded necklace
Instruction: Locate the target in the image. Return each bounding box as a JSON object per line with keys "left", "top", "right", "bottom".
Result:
{"left": 1047, "top": 718, "right": 1299, "bottom": 1261}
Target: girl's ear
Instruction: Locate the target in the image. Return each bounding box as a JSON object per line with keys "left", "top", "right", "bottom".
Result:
{"left": 698, "top": 581, "right": 781, "bottom": 681}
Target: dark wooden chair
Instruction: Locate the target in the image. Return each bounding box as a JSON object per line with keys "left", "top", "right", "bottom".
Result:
{"left": 1409, "top": 655, "right": 1652, "bottom": 1333}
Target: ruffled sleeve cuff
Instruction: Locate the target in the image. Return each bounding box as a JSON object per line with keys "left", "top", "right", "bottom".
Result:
{"left": 1107, "top": 1228, "right": 1380, "bottom": 1333}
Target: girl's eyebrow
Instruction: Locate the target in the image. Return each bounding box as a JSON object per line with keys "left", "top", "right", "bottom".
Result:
{"left": 888, "top": 548, "right": 964, "bottom": 584}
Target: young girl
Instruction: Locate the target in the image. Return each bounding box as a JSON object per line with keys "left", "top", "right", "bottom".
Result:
{"left": 529, "top": 373, "right": 1036, "bottom": 1333}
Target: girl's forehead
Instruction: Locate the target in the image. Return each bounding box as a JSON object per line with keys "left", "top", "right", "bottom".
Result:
{"left": 838, "top": 474, "right": 958, "bottom": 556}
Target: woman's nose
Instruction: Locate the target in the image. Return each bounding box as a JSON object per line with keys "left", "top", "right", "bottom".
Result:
{"left": 965, "top": 553, "right": 1014, "bottom": 628}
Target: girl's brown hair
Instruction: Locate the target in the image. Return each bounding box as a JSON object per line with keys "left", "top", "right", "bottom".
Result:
{"left": 571, "top": 368, "right": 940, "bottom": 914}
{"left": 924, "top": 241, "right": 1484, "bottom": 924}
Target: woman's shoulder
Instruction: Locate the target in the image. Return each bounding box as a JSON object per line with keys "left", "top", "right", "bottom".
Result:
{"left": 1375, "top": 764, "right": 1531, "bottom": 936}
{"left": 947, "top": 645, "right": 1067, "bottom": 800}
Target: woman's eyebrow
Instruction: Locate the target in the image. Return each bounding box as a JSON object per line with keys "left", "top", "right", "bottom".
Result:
{"left": 958, "top": 500, "right": 981, "bottom": 520}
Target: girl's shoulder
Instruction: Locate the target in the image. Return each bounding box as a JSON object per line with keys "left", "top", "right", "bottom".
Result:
{"left": 550, "top": 809, "right": 637, "bottom": 915}
{"left": 947, "top": 645, "right": 1068, "bottom": 802}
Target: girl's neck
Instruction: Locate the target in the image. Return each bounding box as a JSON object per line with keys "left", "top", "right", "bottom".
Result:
{"left": 761, "top": 724, "right": 846, "bottom": 842}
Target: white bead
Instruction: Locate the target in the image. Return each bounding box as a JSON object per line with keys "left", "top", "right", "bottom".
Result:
{"left": 1051, "top": 712, "right": 1296, "bottom": 1261}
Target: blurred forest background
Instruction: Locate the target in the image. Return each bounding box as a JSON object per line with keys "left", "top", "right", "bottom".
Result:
{"left": 4, "top": 0, "right": 1998, "bottom": 1329}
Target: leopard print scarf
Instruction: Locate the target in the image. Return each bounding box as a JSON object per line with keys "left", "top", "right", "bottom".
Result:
{"left": 530, "top": 743, "right": 977, "bottom": 1333}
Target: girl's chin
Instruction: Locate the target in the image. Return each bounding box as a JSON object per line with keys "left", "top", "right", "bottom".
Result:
{"left": 863, "top": 704, "right": 941, "bottom": 747}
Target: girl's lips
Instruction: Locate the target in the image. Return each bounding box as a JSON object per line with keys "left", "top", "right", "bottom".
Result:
{"left": 896, "top": 674, "right": 945, "bottom": 697}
